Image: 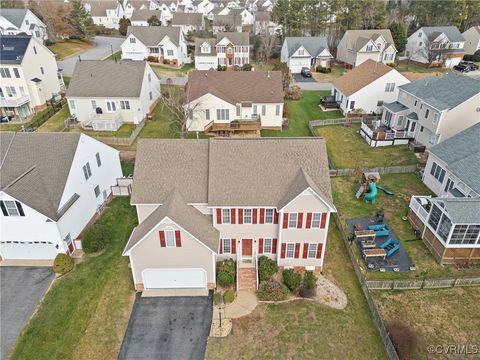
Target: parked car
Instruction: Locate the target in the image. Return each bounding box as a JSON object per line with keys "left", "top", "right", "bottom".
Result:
{"left": 454, "top": 64, "right": 470, "bottom": 73}
{"left": 301, "top": 67, "right": 312, "bottom": 77}
{"left": 460, "top": 61, "right": 478, "bottom": 70}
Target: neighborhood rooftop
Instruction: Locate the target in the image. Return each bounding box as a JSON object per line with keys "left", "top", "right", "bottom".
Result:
{"left": 171, "top": 12, "right": 203, "bottom": 27}
{"left": 399, "top": 72, "right": 480, "bottom": 110}
{"left": 421, "top": 26, "right": 465, "bottom": 42}
{"left": 66, "top": 60, "right": 149, "bottom": 98}
{"left": 216, "top": 32, "right": 249, "bottom": 45}
{"left": 344, "top": 29, "right": 395, "bottom": 51}
{"left": 284, "top": 36, "right": 330, "bottom": 57}
{"left": 85, "top": 0, "right": 119, "bottom": 17}
{"left": 0, "top": 8, "right": 29, "bottom": 27}
{"left": 0, "top": 35, "right": 32, "bottom": 64}
{"left": 130, "top": 9, "right": 162, "bottom": 22}
{"left": 127, "top": 25, "right": 180, "bottom": 46}
{"left": 431, "top": 198, "right": 480, "bottom": 224}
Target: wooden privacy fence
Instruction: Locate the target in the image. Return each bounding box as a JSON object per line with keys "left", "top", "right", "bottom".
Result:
{"left": 111, "top": 177, "right": 133, "bottom": 196}
{"left": 329, "top": 165, "right": 418, "bottom": 177}
{"left": 93, "top": 120, "right": 145, "bottom": 147}
{"left": 367, "top": 277, "right": 480, "bottom": 290}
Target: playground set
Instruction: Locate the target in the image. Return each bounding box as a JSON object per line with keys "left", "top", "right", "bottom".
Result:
{"left": 346, "top": 211, "right": 414, "bottom": 272}
{"left": 355, "top": 172, "right": 394, "bottom": 204}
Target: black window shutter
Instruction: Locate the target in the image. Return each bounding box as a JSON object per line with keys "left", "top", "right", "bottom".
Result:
{"left": 15, "top": 201, "right": 25, "bottom": 216}
{"left": 0, "top": 201, "right": 8, "bottom": 216}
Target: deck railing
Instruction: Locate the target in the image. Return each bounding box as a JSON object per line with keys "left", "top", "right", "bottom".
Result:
{"left": 409, "top": 196, "right": 431, "bottom": 222}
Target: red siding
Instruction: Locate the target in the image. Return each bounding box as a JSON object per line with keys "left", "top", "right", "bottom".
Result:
{"left": 306, "top": 212, "right": 312, "bottom": 229}
{"left": 216, "top": 208, "right": 222, "bottom": 224}
{"left": 282, "top": 213, "right": 288, "bottom": 229}
{"left": 274, "top": 210, "right": 279, "bottom": 224}
{"left": 231, "top": 208, "right": 236, "bottom": 224}
{"left": 159, "top": 231, "right": 166, "bottom": 247}
{"left": 258, "top": 238, "right": 263, "bottom": 254}
{"left": 316, "top": 243, "right": 323, "bottom": 258}
{"left": 280, "top": 243, "right": 286, "bottom": 258}
{"left": 259, "top": 208, "right": 265, "bottom": 224}
{"left": 175, "top": 230, "right": 182, "bottom": 247}
{"left": 321, "top": 213, "right": 327, "bottom": 228}
{"left": 272, "top": 238, "right": 277, "bottom": 254}
{"left": 294, "top": 243, "right": 300, "bottom": 258}
{"left": 253, "top": 208, "right": 258, "bottom": 224}
{"left": 238, "top": 208, "right": 243, "bottom": 224}
{"left": 297, "top": 213, "right": 303, "bottom": 228}
{"left": 232, "top": 239, "right": 236, "bottom": 254}
{"left": 303, "top": 243, "right": 308, "bottom": 258}
{"left": 219, "top": 239, "right": 223, "bottom": 254}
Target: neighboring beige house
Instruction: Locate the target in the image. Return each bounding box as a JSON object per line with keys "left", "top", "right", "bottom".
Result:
{"left": 185, "top": 70, "right": 284, "bottom": 135}
{"left": 171, "top": 12, "right": 204, "bottom": 33}
{"left": 336, "top": 29, "right": 397, "bottom": 68}
{"left": 462, "top": 26, "right": 480, "bottom": 55}
{"left": 123, "top": 138, "right": 336, "bottom": 293}
{"left": 121, "top": 26, "right": 187, "bottom": 65}
{"left": 0, "top": 35, "right": 62, "bottom": 122}
{"left": 66, "top": 60, "right": 160, "bottom": 131}
{"left": 194, "top": 32, "right": 249, "bottom": 70}
{"left": 280, "top": 37, "right": 333, "bottom": 73}
{"left": 130, "top": 9, "right": 163, "bottom": 26}
{"left": 364, "top": 72, "right": 480, "bottom": 148}
{"left": 212, "top": 14, "right": 242, "bottom": 33}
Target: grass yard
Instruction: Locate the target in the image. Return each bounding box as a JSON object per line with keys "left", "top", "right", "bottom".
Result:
{"left": 63, "top": 76, "right": 71, "bottom": 88}
{"left": 0, "top": 106, "right": 55, "bottom": 132}
{"left": 103, "top": 50, "right": 121, "bottom": 61}
{"left": 206, "top": 224, "right": 386, "bottom": 359}
{"left": 48, "top": 39, "right": 94, "bottom": 60}
{"left": 150, "top": 63, "right": 194, "bottom": 78}
{"left": 10, "top": 198, "right": 137, "bottom": 360}
{"left": 315, "top": 124, "right": 418, "bottom": 169}
{"left": 331, "top": 174, "right": 480, "bottom": 280}
{"left": 262, "top": 91, "right": 342, "bottom": 137}
{"left": 37, "top": 105, "right": 70, "bottom": 132}
{"left": 312, "top": 64, "right": 347, "bottom": 82}
{"left": 65, "top": 123, "right": 136, "bottom": 138}
{"left": 121, "top": 160, "right": 134, "bottom": 176}
{"left": 374, "top": 287, "right": 480, "bottom": 360}
{"left": 395, "top": 60, "right": 448, "bottom": 74}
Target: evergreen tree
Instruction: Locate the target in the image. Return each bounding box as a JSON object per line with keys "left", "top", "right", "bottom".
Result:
{"left": 147, "top": 15, "right": 161, "bottom": 26}
{"left": 389, "top": 22, "right": 407, "bottom": 53}
{"left": 70, "top": 0, "right": 95, "bottom": 40}
{"left": 119, "top": 16, "right": 131, "bottom": 36}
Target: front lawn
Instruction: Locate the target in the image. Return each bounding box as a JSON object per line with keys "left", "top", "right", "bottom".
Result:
{"left": 311, "top": 63, "right": 347, "bottom": 82}
{"left": 10, "top": 198, "right": 137, "bottom": 360}
{"left": 261, "top": 91, "right": 342, "bottom": 137}
{"left": 315, "top": 124, "right": 418, "bottom": 169}
{"left": 395, "top": 60, "right": 448, "bottom": 74}
{"left": 374, "top": 287, "right": 480, "bottom": 360}
{"left": 37, "top": 105, "right": 70, "bottom": 132}
{"left": 206, "top": 225, "right": 386, "bottom": 359}
{"left": 48, "top": 39, "right": 94, "bottom": 60}
{"left": 331, "top": 174, "right": 480, "bottom": 279}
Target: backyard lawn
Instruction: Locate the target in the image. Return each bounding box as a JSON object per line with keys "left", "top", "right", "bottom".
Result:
{"left": 374, "top": 287, "right": 480, "bottom": 360}
{"left": 331, "top": 174, "right": 480, "bottom": 280}
{"left": 262, "top": 91, "right": 342, "bottom": 137}
{"left": 150, "top": 63, "right": 194, "bottom": 78}
{"left": 0, "top": 106, "right": 57, "bottom": 132}
{"left": 315, "top": 124, "right": 419, "bottom": 169}
{"left": 9, "top": 198, "right": 137, "bottom": 360}
{"left": 206, "top": 225, "right": 386, "bottom": 360}
{"left": 65, "top": 123, "right": 136, "bottom": 138}
{"left": 311, "top": 63, "right": 347, "bottom": 82}
{"left": 48, "top": 40, "right": 94, "bottom": 60}
{"left": 37, "top": 105, "right": 70, "bottom": 132}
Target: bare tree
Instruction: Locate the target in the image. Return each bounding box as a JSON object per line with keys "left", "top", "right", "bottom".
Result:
{"left": 257, "top": 30, "right": 278, "bottom": 64}
{"left": 417, "top": 37, "right": 442, "bottom": 67}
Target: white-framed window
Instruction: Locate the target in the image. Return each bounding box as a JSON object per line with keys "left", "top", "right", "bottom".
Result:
{"left": 106, "top": 101, "right": 117, "bottom": 112}
{"left": 149, "top": 91, "right": 153, "bottom": 100}
{"left": 425, "top": 109, "right": 430, "bottom": 118}
{"left": 288, "top": 213, "right": 297, "bottom": 228}
{"left": 430, "top": 162, "right": 446, "bottom": 183}
{"left": 201, "top": 44, "right": 210, "bottom": 53}
{"left": 261, "top": 105, "right": 266, "bottom": 116}
{"left": 227, "top": 47, "right": 233, "bottom": 54}
{"left": 275, "top": 104, "right": 280, "bottom": 116}
{"left": 432, "top": 113, "right": 439, "bottom": 125}
{"left": 95, "top": 152, "right": 102, "bottom": 167}
{"left": 243, "top": 208, "right": 252, "bottom": 224}
{"left": 298, "top": 49, "right": 304, "bottom": 55}
{"left": 0, "top": 68, "right": 11, "bottom": 78}
{"left": 222, "top": 208, "right": 230, "bottom": 224}
{"left": 4, "top": 200, "right": 20, "bottom": 216}
{"left": 253, "top": 105, "right": 257, "bottom": 115}
{"left": 265, "top": 208, "right": 274, "bottom": 223}
{"left": 94, "top": 185, "right": 100, "bottom": 198}
{"left": 222, "top": 238, "right": 231, "bottom": 253}
{"left": 285, "top": 243, "right": 295, "bottom": 258}
{"left": 263, "top": 238, "right": 272, "bottom": 253}
{"left": 311, "top": 213, "right": 321, "bottom": 228}
{"left": 6, "top": 86, "right": 16, "bottom": 97}
{"left": 167, "top": 49, "right": 174, "bottom": 56}
{"left": 13, "top": 68, "right": 20, "bottom": 78}
{"left": 165, "top": 227, "right": 175, "bottom": 247}
{"left": 91, "top": 100, "right": 97, "bottom": 109}
{"left": 385, "top": 83, "right": 395, "bottom": 92}
{"left": 236, "top": 104, "right": 240, "bottom": 117}
{"left": 83, "top": 162, "right": 92, "bottom": 180}
{"left": 120, "top": 100, "right": 130, "bottom": 110}
{"left": 308, "top": 243, "right": 317, "bottom": 258}
{"left": 419, "top": 41, "right": 423, "bottom": 47}
{"left": 205, "top": 109, "right": 210, "bottom": 120}
{"left": 366, "top": 45, "right": 373, "bottom": 52}
{"left": 130, "top": 37, "right": 136, "bottom": 43}
{"left": 69, "top": 99, "right": 76, "bottom": 110}
{"left": 418, "top": 32, "right": 422, "bottom": 38}
{"left": 216, "top": 109, "right": 230, "bottom": 121}
{"left": 148, "top": 74, "right": 151, "bottom": 82}
{"left": 33, "top": 46, "right": 37, "bottom": 54}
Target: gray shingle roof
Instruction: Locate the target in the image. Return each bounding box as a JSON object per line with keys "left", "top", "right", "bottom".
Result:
{"left": 429, "top": 123, "right": 480, "bottom": 195}
{"left": 421, "top": 26, "right": 465, "bottom": 43}
{"left": 66, "top": 60, "right": 149, "bottom": 98}
{"left": 0, "top": 9, "right": 28, "bottom": 28}
{"left": 130, "top": 9, "right": 162, "bottom": 22}
{"left": 407, "top": 112, "right": 418, "bottom": 120}
{"left": 216, "top": 31, "right": 249, "bottom": 45}
{"left": 124, "top": 189, "right": 219, "bottom": 253}
{"left": 194, "top": 38, "right": 216, "bottom": 56}
{"left": 384, "top": 101, "right": 408, "bottom": 113}
{"left": 284, "top": 36, "right": 331, "bottom": 58}
{"left": 0, "top": 132, "right": 81, "bottom": 220}
{"left": 85, "top": 0, "right": 120, "bottom": 17}
{"left": 344, "top": 29, "right": 395, "bottom": 52}
{"left": 172, "top": 12, "right": 203, "bottom": 27}
{"left": 399, "top": 72, "right": 480, "bottom": 111}
{"left": 213, "top": 14, "right": 241, "bottom": 27}
{"left": 126, "top": 25, "right": 180, "bottom": 47}
{"left": 431, "top": 198, "right": 480, "bottom": 224}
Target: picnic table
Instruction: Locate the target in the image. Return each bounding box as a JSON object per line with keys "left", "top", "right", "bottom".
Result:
{"left": 363, "top": 248, "right": 386, "bottom": 260}
{"left": 355, "top": 230, "right": 376, "bottom": 239}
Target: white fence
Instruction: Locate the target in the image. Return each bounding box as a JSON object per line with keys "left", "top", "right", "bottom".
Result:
{"left": 111, "top": 177, "right": 133, "bottom": 196}
{"left": 367, "top": 277, "right": 480, "bottom": 290}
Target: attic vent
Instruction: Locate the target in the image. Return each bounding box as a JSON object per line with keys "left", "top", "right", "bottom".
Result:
{"left": 3, "top": 46, "right": 14, "bottom": 51}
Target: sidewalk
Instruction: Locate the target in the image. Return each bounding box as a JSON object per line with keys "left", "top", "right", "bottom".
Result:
{"left": 224, "top": 291, "right": 257, "bottom": 319}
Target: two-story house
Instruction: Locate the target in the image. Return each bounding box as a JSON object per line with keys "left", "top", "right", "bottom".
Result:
{"left": 171, "top": 12, "right": 205, "bottom": 33}
{"left": 405, "top": 26, "right": 465, "bottom": 68}
{"left": 66, "top": 60, "right": 160, "bottom": 131}
{"left": 365, "top": 72, "right": 480, "bottom": 148}
{"left": 0, "top": 9, "right": 47, "bottom": 42}
{"left": 0, "top": 35, "right": 61, "bottom": 122}
{"left": 84, "top": 0, "right": 126, "bottom": 30}
{"left": 0, "top": 132, "right": 122, "bottom": 261}
{"left": 336, "top": 29, "right": 397, "bottom": 68}
{"left": 185, "top": 70, "right": 284, "bottom": 135}
{"left": 121, "top": 26, "right": 187, "bottom": 65}
{"left": 194, "top": 0, "right": 215, "bottom": 16}
{"left": 280, "top": 36, "right": 333, "bottom": 73}
{"left": 123, "top": 138, "right": 336, "bottom": 293}
{"left": 194, "top": 31, "right": 249, "bottom": 70}
{"left": 123, "top": 0, "right": 152, "bottom": 18}
{"left": 150, "top": 0, "right": 176, "bottom": 24}
{"left": 462, "top": 26, "right": 480, "bottom": 55}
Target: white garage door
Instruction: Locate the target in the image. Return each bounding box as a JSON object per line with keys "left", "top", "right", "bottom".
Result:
{"left": 289, "top": 59, "right": 310, "bottom": 73}
{"left": 123, "top": 52, "right": 145, "bottom": 61}
{"left": 0, "top": 241, "right": 58, "bottom": 260}
{"left": 143, "top": 268, "right": 207, "bottom": 289}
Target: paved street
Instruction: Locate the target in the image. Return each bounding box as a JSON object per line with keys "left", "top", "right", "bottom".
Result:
{"left": 0, "top": 267, "right": 54, "bottom": 360}
{"left": 57, "top": 36, "right": 124, "bottom": 75}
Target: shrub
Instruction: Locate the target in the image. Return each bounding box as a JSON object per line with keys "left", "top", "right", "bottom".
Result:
{"left": 386, "top": 321, "right": 417, "bottom": 360}
{"left": 213, "top": 292, "right": 222, "bottom": 305}
{"left": 464, "top": 50, "right": 480, "bottom": 62}
{"left": 242, "top": 63, "right": 252, "bottom": 71}
{"left": 285, "top": 85, "right": 302, "bottom": 100}
{"left": 217, "top": 64, "right": 226, "bottom": 71}
{"left": 216, "top": 259, "right": 235, "bottom": 287}
{"left": 257, "top": 280, "right": 289, "bottom": 301}
{"left": 53, "top": 253, "right": 74, "bottom": 275}
{"left": 282, "top": 268, "right": 302, "bottom": 292}
{"left": 45, "top": 39, "right": 56, "bottom": 46}
{"left": 233, "top": 65, "right": 241, "bottom": 71}
{"left": 258, "top": 256, "right": 277, "bottom": 281}
{"left": 223, "top": 289, "right": 235, "bottom": 303}
{"left": 82, "top": 223, "right": 110, "bottom": 253}
{"left": 387, "top": 62, "right": 399, "bottom": 68}
{"left": 304, "top": 271, "right": 317, "bottom": 289}
{"left": 316, "top": 65, "right": 331, "bottom": 73}
{"left": 147, "top": 55, "right": 158, "bottom": 63}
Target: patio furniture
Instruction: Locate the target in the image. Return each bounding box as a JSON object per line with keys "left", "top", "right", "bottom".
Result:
{"left": 363, "top": 248, "right": 386, "bottom": 260}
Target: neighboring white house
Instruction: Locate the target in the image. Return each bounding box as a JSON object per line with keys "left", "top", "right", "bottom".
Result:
{"left": 0, "top": 9, "right": 47, "bottom": 42}
{"left": 0, "top": 132, "right": 122, "bottom": 261}
{"left": 84, "top": 0, "right": 126, "bottom": 30}
{"left": 462, "top": 26, "right": 480, "bottom": 55}
{"left": 195, "top": 0, "right": 215, "bottom": 16}
{"left": 254, "top": 11, "right": 280, "bottom": 35}
{"left": 405, "top": 26, "right": 465, "bottom": 68}
{"left": 150, "top": 1, "right": 175, "bottom": 23}
{"left": 171, "top": 12, "right": 204, "bottom": 33}
{"left": 130, "top": 9, "right": 163, "bottom": 26}
{"left": 194, "top": 32, "right": 249, "bottom": 70}
{"left": 336, "top": 29, "right": 397, "bottom": 68}
{"left": 123, "top": 0, "right": 153, "bottom": 19}
{"left": 331, "top": 59, "right": 409, "bottom": 115}
{"left": 66, "top": 60, "right": 160, "bottom": 131}
{"left": 226, "top": 8, "right": 254, "bottom": 26}
{"left": 121, "top": 26, "right": 187, "bottom": 65}
{"left": 280, "top": 37, "right": 333, "bottom": 73}
{"left": 0, "top": 35, "right": 62, "bottom": 122}
{"left": 185, "top": 70, "right": 284, "bottom": 134}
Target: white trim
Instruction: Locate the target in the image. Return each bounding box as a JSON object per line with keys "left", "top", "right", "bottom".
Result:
{"left": 278, "top": 187, "right": 337, "bottom": 213}
{"left": 129, "top": 254, "right": 138, "bottom": 285}
{"left": 285, "top": 242, "right": 295, "bottom": 259}
{"left": 307, "top": 243, "right": 317, "bottom": 259}
{"left": 287, "top": 212, "right": 298, "bottom": 229}
{"left": 319, "top": 212, "right": 331, "bottom": 269}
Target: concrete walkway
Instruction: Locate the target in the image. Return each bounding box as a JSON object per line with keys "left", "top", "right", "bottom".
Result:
{"left": 0, "top": 260, "right": 53, "bottom": 267}
{"left": 224, "top": 291, "right": 258, "bottom": 319}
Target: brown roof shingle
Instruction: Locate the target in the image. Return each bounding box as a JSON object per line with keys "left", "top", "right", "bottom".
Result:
{"left": 171, "top": 12, "right": 203, "bottom": 27}
{"left": 215, "top": 31, "right": 249, "bottom": 45}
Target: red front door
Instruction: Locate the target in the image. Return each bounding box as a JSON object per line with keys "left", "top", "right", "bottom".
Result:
{"left": 242, "top": 239, "right": 253, "bottom": 257}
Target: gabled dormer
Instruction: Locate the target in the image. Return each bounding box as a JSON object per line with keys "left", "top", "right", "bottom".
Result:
{"left": 293, "top": 45, "right": 310, "bottom": 57}
{"left": 200, "top": 41, "right": 211, "bottom": 54}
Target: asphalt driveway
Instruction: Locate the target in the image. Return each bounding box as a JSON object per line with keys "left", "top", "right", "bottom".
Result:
{"left": 293, "top": 74, "right": 317, "bottom": 83}
{"left": 118, "top": 292, "right": 213, "bottom": 360}
{"left": 0, "top": 267, "right": 54, "bottom": 360}
{"left": 57, "top": 36, "right": 125, "bottom": 75}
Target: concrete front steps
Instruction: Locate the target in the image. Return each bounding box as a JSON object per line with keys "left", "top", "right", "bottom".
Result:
{"left": 237, "top": 268, "right": 257, "bottom": 292}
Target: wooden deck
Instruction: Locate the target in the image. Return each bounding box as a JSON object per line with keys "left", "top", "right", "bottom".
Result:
{"left": 204, "top": 117, "right": 262, "bottom": 135}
